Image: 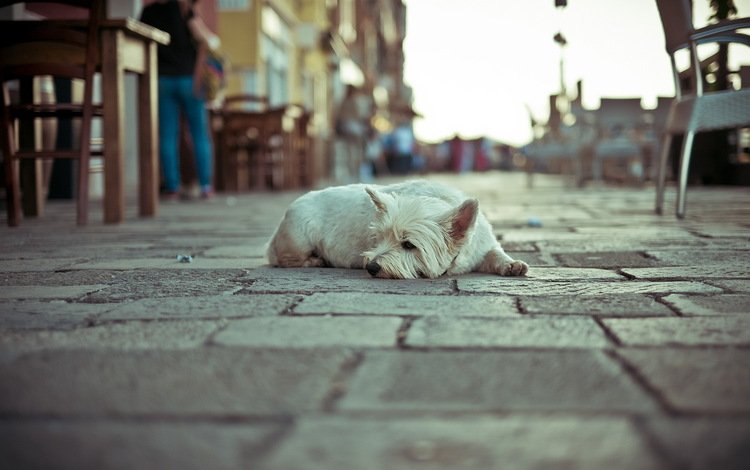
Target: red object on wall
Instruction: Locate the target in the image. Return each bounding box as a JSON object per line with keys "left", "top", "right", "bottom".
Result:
{"left": 141, "top": 0, "right": 218, "bottom": 31}
{"left": 449, "top": 136, "right": 463, "bottom": 173}
{"left": 25, "top": 3, "right": 88, "bottom": 18}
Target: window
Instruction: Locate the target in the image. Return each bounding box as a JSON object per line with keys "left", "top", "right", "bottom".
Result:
{"left": 261, "top": 6, "right": 290, "bottom": 106}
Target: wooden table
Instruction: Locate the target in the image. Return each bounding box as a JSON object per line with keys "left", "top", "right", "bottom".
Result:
{"left": 100, "top": 18, "right": 169, "bottom": 223}
{"left": 1, "top": 18, "right": 169, "bottom": 224}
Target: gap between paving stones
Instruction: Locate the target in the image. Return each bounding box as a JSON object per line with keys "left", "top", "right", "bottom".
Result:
{"left": 604, "top": 349, "right": 677, "bottom": 415}
{"left": 321, "top": 352, "right": 366, "bottom": 412}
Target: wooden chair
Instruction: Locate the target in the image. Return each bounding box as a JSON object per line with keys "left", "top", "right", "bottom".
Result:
{"left": 216, "top": 95, "right": 268, "bottom": 191}
{"left": 654, "top": 0, "right": 750, "bottom": 218}
{"left": 261, "top": 106, "right": 293, "bottom": 189}
{"left": 0, "top": 0, "right": 105, "bottom": 226}
{"left": 295, "top": 110, "right": 314, "bottom": 187}
{"left": 217, "top": 96, "right": 310, "bottom": 191}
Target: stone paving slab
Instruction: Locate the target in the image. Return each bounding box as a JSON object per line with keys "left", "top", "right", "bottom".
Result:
{"left": 80, "top": 270, "right": 246, "bottom": 302}
{"left": 0, "top": 258, "right": 82, "bottom": 272}
{"left": 6, "top": 245, "right": 215, "bottom": 262}
{"left": 0, "top": 420, "right": 286, "bottom": 470}
{"left": 535, "top": 238, "right": 708, "bottom": 254}
{"left": 0, "top": 320, "right": 222, "bottom": 356}
{"left": 68, "top": 258, "right": 261, "bottom": 270}
{"left": 0, "top": 285, "right": 109, "bottom": 300}
{"left": 573, "top": 227, "right": 698, "bottom": 238}
{"left": 603, "top": 317, "right": 750, "bottom": 346}
{"left": 406, "top": 316, "right": 610, "bottom": 348}
{"left": 502, "top": 230, "right": 581, "bottom": 243}
{"left": 260, "top": 416, "right": 662, "bottom": 470}
{"left": 485, "top": 205, "right": 593, "bottom": 220}
{"left": 645, "top": 250, "right": 750, "bottom": 266}
{"left": 0, "top": 269, "right": 123, "bottom": 286}
{"left": 661, "top": 293, "right": 750, "bottom": 315}
{"left": 339, "top": 350, "right": 655, "bottom": 413}
{"left": 293, "top": 292, "right": 519, "bottom": 317}
{"left": 99, "top": 294, "right": 300, "bottom": 321}
{"left": 706, "top": 279, "right": 750, "bottom": 293}
{"left": 554, "top": 251, "right": 662, "bottom": 268}
{"left": 0, "top": 348, "right": 351, "bottom": 416}
{"left": 641, "top": 417, "right": 750, "bottom": 470}
{"left": 0, "top": 300, "right": 116, "bottom": 330}
{"left": 522, "top": 267, "right": 624, "bottom": 281}
{"left": 520, "top": 294, "right": 674, "bottom": 316}
{"left": 617, "top": 348, "right": 750, "bottom": 413}
{"left": 700, "top": 238, "right": 750, "bottom": 250}
{"left": 622, "top": 266, "right": 750, "bottom": 280}
{"left": 214, "top": 316, "right": 402, "bottom": 348}
{"left": 689, "top": 225, "right": 750, "bottom": 238}
{"left": 506, "top": 251, "right": 558, "bottom": 266}
{"left": 497, "top": 241, "right": 538, "bottom": 252}
{"left": 458, "top": 277, "right": 722, "bottom": 296}
{"left": 203, "top": 244, "right": 268, "bottom": 258}
{"left": 240, "top": 268, "right": 454, "bottom": 295}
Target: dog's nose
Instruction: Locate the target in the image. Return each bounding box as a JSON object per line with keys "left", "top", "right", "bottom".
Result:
{"left": 366, "top": 261, "right": 381, "bottom": 276}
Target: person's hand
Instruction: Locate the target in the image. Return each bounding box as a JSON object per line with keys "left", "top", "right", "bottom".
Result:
{"left": 207, "top": 35, "right": 221, "bottom": 51}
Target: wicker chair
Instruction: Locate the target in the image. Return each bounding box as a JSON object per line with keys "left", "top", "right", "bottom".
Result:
{"left": 654, "top": 0, "right": 750, "bottom": 218}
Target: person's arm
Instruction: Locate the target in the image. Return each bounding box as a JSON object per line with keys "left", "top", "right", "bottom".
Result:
{"left": 187, "top": 15, "right": 221, "bottom": 51}
{"left": 184, "top": 2, "right": 221, "bottom": 98}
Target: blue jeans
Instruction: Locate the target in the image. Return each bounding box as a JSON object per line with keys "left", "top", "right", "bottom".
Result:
{"left": 158, "top": 75, "right": 212, "bottom": 192}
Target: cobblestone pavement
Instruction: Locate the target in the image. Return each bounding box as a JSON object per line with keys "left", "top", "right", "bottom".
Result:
{"left": 1, "top": 172, "right": 749, "bottom": 469}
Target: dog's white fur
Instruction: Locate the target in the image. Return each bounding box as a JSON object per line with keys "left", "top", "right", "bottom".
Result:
{"left": 266, "top": 180, "right": 528, "bottom": 279}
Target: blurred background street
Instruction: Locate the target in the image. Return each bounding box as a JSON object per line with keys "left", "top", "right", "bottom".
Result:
{"left": 1, "top": 171, "right": 749, "bottom": 468}
{"left": 2, "top": 0, "right": 750, "bottom": 468}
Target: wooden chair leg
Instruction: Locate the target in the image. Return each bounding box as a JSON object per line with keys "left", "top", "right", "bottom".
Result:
{"left": 76, "top": 117, "right": 92, "bottom": 225}
{"left": 2, "top": 115, "right": 21, "bottom": 226}
{"left": 4, "top": 157, "right": 21, "bottom": 227}
{"left": 76, "top": 154, "right": 89, "bottom": 225}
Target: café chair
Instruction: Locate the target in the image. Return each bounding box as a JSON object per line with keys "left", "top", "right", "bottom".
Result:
{"left": 0, "top": 0, "right": 105, "bottom": 226}
{"left": 654, "top": 0, "right": 750, "bottom": 218}
{"left": 216, "top": 94, "right": 269, "bottom": 191}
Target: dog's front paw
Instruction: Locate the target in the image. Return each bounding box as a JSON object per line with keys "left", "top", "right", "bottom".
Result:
{"left": 499, "top": 260, "right": 528, "bottom": 276}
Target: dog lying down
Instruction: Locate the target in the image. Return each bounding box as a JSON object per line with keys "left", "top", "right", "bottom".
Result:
{"left": 267, "top": 180, "right": 528, "bottom": 279}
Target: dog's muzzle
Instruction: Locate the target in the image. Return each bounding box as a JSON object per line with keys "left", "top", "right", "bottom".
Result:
{"left": 365, "top": 261, "right": 381, "bottom": 277}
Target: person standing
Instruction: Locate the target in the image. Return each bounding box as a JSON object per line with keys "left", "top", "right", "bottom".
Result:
{"left": 387, "top": 117, "right": 415, "bottom": 174}
{"left": 140, "top": 0, "right": 220, "bottom": 200}
{"left": 335, "top": 85, "right": 368, "bottom": 182}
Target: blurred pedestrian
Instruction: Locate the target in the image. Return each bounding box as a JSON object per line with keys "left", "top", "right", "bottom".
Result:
{"left": 362, "top": 126, "right": 388, "bottom": 181}
{"left": 386, "top": 117, "right": 415, "bottom": 174}
{"left": 335, "top": 85, "right": 368, "bottom": 182}
{"left": 140, "top": 0, "right": 220, "bottom": 200}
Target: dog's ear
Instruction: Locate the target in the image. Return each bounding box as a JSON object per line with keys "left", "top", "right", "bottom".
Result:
{"left": 445, "top": 198, "right": 478, "bottom": 243}
{"left": 365, "top": 187, "right": 388, "bottom": 214}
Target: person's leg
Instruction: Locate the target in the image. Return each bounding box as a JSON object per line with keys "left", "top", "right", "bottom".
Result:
{"left": 158, "top": 77, "right": 181, "bottom": 193}
{"left": 177, "top": 77, "right": 213, "bottom": 192}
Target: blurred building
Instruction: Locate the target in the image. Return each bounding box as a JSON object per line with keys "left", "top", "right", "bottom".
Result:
{"left": 525, "top": 80, "right": 673, "bottom": 185}
{"left": 217, "top": 0, "right": 412, "bottom": 181}
{"left": 0, "top": 0, "right": 413, "bottom": 189}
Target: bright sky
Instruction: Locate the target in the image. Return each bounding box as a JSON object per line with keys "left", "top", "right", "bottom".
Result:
{"left": 402, "top": 0, "right": 750, "bottom": 146}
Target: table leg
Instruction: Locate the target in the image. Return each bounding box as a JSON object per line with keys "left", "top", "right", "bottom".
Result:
{"left": 138, "top": 40, "right": 159, "bottom": 217}
{"left": 101, "top": 29, "right": 126, "bottom": 224}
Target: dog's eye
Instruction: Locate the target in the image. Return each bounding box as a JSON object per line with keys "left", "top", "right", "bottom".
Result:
{"left": 401, "top": 240, "right": 417, "bottom": 250}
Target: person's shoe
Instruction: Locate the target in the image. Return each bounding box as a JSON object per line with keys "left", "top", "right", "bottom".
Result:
{"left": 161, "top": 191, "right": 180, "bottom": 203}
{"left": 180, "top": 186, "right": 197, "bottom": 201}
{"left": 200, "top": 188, "right": 215, "bottom": 200}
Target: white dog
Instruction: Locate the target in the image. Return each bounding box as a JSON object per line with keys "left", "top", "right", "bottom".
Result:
{"left": 266, "top": 180, "right": 528, "bottom": 279}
